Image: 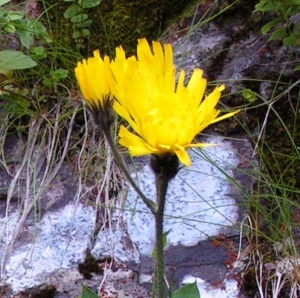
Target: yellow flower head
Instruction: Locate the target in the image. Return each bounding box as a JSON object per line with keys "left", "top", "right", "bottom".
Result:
{"left": 75, "top": 50, "right": 113, "bottom": 111}
{"left": 110, "top": 38, "right": 239, "bottom": 166}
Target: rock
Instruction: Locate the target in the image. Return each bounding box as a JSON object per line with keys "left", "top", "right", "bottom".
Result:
{"left": 2, "top": 203, "right": 94, "bottom": 293}
{"left": 124, "top": 136, "right": 240, "bottom": 256}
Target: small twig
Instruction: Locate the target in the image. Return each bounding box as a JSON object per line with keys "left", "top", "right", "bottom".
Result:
{"left": 98, "top": 258, "right": 114, "bottom": 293}
{"left": 254, "top": 251, "right": 265, "bottom": 298}
{"left": 271, "top": 271, "right": 286, "bottom": 298}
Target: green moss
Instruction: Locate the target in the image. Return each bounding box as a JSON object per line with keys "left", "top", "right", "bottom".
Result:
{"left": 89, "top": 0, "right": 199, "bottom": 55}
{"left": 46, "top": 0, "right": 197, "bottom": 57}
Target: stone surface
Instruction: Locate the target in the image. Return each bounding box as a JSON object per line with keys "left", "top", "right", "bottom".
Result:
{"left": 183, "top": 275, "right": 239, "bottom": 298}
{"left": 124, "top": 136, "right": 240, "bottom": 256}
{"left": 2, "top": 203, "right": 94, "bottom": 293}
{"left": 0, "top": 132, "right": 254, "bottom": 297}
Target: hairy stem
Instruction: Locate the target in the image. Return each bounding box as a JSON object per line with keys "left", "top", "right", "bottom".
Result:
{"left": 153, "top": 172, "right": 169, "bottom": 298}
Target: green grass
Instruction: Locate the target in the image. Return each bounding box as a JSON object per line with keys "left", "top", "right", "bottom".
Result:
{"left": 233, "top": 75, "right": 300, "bottom": 297}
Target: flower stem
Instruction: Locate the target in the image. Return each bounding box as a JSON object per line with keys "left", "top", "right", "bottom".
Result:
{"left": 103, "top": 129, "right": 156, "bottom": 214}
{"left": 153, "top": 172, "right": 169, "bottom": 298}
{"left": 150, "top": 153, "right": 179, "bottom": 298}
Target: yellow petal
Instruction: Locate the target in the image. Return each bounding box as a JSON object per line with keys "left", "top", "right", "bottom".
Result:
{"left": 187, "top": 69, "right": 205, "bottom": 96}
{"left": 137, "top": 38, "right": 153, "bottom": 62}
{"left": 176, "top": 143, "right": 218, "bottom": 166}
{"left": 113, "top": 101, "right": 142, "bottom": 136}
{"left": 174, "top": 148, "right": 191, "bottom": 167}
{"left": 118, "top": 125, "right": 156, "bottom": 156}
{"left": 115, "top": 46, "right": 126, "bottom": 60}
{"left": 210, "top": 109, "right": 240, "bottom": 124}
{"left": 109, "top": 39, "right": 240, "bottom": 167}
{"left": 152, "top": 40, "right": 164, "bottom": 66}
{"left": 176, "top": 69, "right": 186, "bottom": 93}
{"left": 163, "top": 43, "right": 173, "bottom": 71}
{"left": 75, "top": 61, "right": 89, "bottom": 99}
{"left": 74, "top": 50, "right": 113, "bottom": 109}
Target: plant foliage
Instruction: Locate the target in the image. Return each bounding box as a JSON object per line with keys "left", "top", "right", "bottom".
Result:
{"left": 255, "top": 0, "right": 300, "bottom": 46}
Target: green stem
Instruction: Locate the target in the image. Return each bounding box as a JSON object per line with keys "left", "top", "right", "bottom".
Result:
{"left": 103, "top": 129, "right": 156, "bottom": 214}
{"left": 153, "top": 173, "right": 169, "bottom": 298}
{"left": 150, "top": 153, "right": 179, "bottom": 298}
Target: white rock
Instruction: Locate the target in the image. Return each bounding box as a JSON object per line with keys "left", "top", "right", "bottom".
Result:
{"left": 182, "top": 274, "right": 239, "bottom": 298}
{"left": 124, "top": 135, "right": 240, "bottom": 255}
{"left": 2, "top": 203, "right": 94, "bottom": 292}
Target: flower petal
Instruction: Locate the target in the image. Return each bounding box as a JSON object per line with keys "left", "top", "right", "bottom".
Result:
{"left": 174, "top": 148, "right": 191, "bottom": 167}
{"left": 118, "top": 125, "right": 157, "bottom": 156}
{"left": 74, "top": 50, "right": 113, "bottom": 109}
{"left": 109, "top": 39, "right": 240, "bottom": 166}
{"left": 211, "top": 109, "right": 240, "bottom": 124}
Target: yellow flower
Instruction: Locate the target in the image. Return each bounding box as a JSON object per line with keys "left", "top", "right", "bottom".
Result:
{"left": 110, "top": 39, "right": 239, "bottom": 166}
{"left": 111, "top": 39, "right": 239, "bottom": 166}
{"left": 74, "top": 50, "right": 113, "bottom": 111}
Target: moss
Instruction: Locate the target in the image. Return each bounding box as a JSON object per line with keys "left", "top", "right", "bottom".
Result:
{"left": 89, "top": 0, "right": 199, "bottom": 56}
{"left": 46, "top": 0, "right": 197, "bottom": 57}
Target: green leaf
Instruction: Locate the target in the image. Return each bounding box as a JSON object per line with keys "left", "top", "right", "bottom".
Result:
{"left": 293, "top": 64, "right": 300, "bottom": 71}
{"left": 73, "top": 29, "right": 90, "bottom": 38}
{"left": 19, "top": 31, "right": 34, "bottom": 49}
{"left": 6, "top": 10, "right": 23, "bottom": 21}
{"left": 268, "top": 27, "right": 287, "bottom": 41}
{"left": 79, "top": 0, "right": 101, "bottom": 8}
{"left": 3, "top": 23, "right": 15, "bottom": 33}
{"left": 72, "top": 30, "right": 81, "bottom": 39}
{"left": 82, "top": 28, "right": 90, "bottom": 37}
{"left": 290, "top": 0, "right": 300, "bottom": 4}
{"left": 0, "top": 0, "right": 11, "bottom": 6}
{"left": 71, "top": 13, "right": 88, "bottom": 23}
{"left": 80, "top": 284, "right": 99, "bottom": 298}
{"left": 172, "top": 282, "right": 200, "bottom": 298}
{"left": 261, "top": 18, "right": 281, "bottom": 35}
{"left": 242, "top": 89, "right": 257, "bottom": 103}
{"left": 0, "top": 16, "right": 6, "bottom": 29}
{"left": 0, "top": 50, "right": 37, "bottom": 70}
{"left": 34, "top": 20, "right": 48, "bottom": 35}
{"left": 254, "top": 1, "right": 275, "bottom": 12}
{"left": 64, "top": 4, "right": 81, "bottom": 19}
{"left": 29, "top": 46, "right": 47, "bottom": 60}
{"left": 74, "top": 19, "right": 92, "bottom": 27}
{"left": 51, "top": 69, "right": 69, "bottom": 80}
{"left": 42, "top": 77, "right": 52, "bottom": 87}
{"left": 283, "top": 33, "right": 298, "bottom": 46}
